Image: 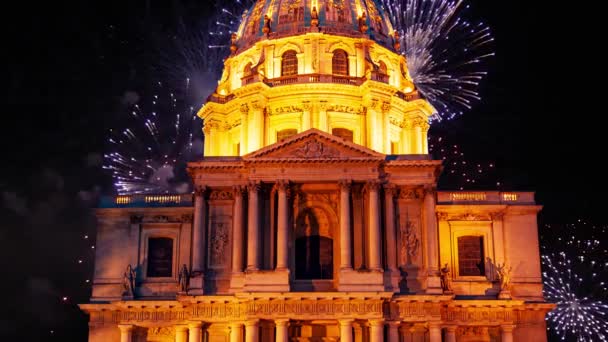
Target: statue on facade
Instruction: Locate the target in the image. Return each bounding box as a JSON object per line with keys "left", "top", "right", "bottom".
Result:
{"left": 496, "top": 262, "right": 512, "bottom": 299}
{"left": 263, "top": 15, "right": 272, "bottom": 35}
{"left": 311, "top": 6, "right": 319, "bottom": 28}
{"left": 178, "top": 264, "right": 190, "bottom": 293}
{"left": 122, "top": 264, "right": 136, "bottom": 298}
{"left": 440, "top": 263, "right": 453, "bottom": 294}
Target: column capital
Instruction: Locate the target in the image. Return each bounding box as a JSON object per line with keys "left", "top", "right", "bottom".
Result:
{"left": 245, "top": 319, "right": 260, "bottom": 327}
{"left": 339, "top": 179, "right": 352, "bottom": 191}
{"left": 387, "top": 321, "right": 401, "bottom": 327}
{"left": 423, "top": 185, "right": 437, "bottom": 196}
{"left": 188, "top": 321, "right": 203, "bottom": 329}
{"left": 383, "top": 183, "right": 398, "bottom": 197}
{"left": 274, "top": 180, "right": 290, "bottom": 193}
{"left": 118, "top": 324, "right": 134, "bottom": 332}
{"left": 444, "top": 325, "right": 457, "bottom": 332}
{"left": 427, "top": 321, "right": 442, "bottom": 329}
{"left": 240, "top": 103, "right": 250, "bottom": 114}
{"left": 194, "top": 185, "right": 208, "bottom": 196}
{"left": 232, "top": 185, "right": 246, "bottom": 195}
{"left": 274, "top": 318, "right": 290, "bottom": 326}
{"left": 247, "top": 181, "right": 261, "bottom": 193}
{"left": 490, "top": 211, "right": 506, "bottom": 220}
{"left": 500, "top": 324, "right": 516, "bottom": 333}
{"left": 230, "top": 321, "right": 245, "bottom": 328}
{"left": 338, "top": 318, "right": 355, "bottom": 326}
{"left": 368, "top": 319, "right": 385, "bottom": 326}
{"left": 175, "top": 325, "right": 189, "bottom": 332}
{"left": 364, "top": 180, "right": 381, "bottom": 192}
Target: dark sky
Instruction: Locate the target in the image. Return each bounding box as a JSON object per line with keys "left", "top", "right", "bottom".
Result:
{"left": 2, "top": 0, "right": 600, "bottom": 341}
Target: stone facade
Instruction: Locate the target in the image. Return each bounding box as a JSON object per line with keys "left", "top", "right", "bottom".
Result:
{"left": 80, "top": 0, "right": 554, "bottom": 340}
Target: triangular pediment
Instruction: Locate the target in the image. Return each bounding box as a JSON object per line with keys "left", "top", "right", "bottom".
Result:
{"left": 243, "top": 129, "right": 385, "bottom": 161}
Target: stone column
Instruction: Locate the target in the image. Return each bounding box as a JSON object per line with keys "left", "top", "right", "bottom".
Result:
{"left": 249, "top": 102, "right": 264, "bottom": 152}
{"left": 387, "top": 321, "right": 400, "bottom": 342}
{"left": 191, "top": 186, "right": 207, "bottom": 295}
{"left": 247, "top": 182, "right": 260, "bottom": 271}
{"left": 232, "top": 186, "right": 245, "bottom": 274}
{"left": 382, "top": 102, "right": 391, "bottom": 154}
{"left": 428, "top": 322, "right": 442, "bottom": 342}
{"left": 339, "top": 180, "right": 353, "bottom": 270}
{"left": 230, "top": 322, "right": 244, "bottom": 342}
{"left": 175, "top": 325, "right": 189, "bottom": 342}
{"left": 501, "top": 324, "right": 515, "bottom": 342}
{"left": 413, "top": 119, "right": 423, "bottom": 154}
{"left": 424, "top": 186, "right": 442, "bottom": 294}
{"left": 276, "top": 181, "right": 290, "bottom": 270}
{"left": 369, "top": 319, "right": 384, "bottom": 342}
{"left": 118, "top": 324, "right": 133, "bottom": 342}
{"left": 302, "top": 101, "right": 311, "bottom": 131}
{"left": 420, "top": 121, "right": 429, "bottom": 154}
{"left": 319, "top": 101, "right": 328, "bottom": 132}
{"left": 367, "top": 181, "right": 383, "bottom": 271}
{"left": 245, "top": 319, "right": 259, "bottom": 342}
{"left": 240, "top": 104, "right": 249, "bottom": 154}
{"left": 188, "top": 322, "right": 203, "bottom": 342}
{"left": 384, "top": 185, "right": 398, "bottom": 272}
{"left": 445, "top": 326, "right": 457, "bottom": 342}
{"left": 339, "top": 319, "right": 354, "bottom": 342}
{"left": 275, "top": 319, "right": 289, "bottom": 342}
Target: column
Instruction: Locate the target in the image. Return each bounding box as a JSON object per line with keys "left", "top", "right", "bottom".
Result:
{"left": 445, "top": 326, "right": 457, "bottom": 342}
{"left": 369, "top": 319, "right": 384, "bottom": 342}
{"left": 420, "top": 121, "right": 429, "bottom": 154}
{"left": 191, "top": 186, "right": 207, "bottom": 294}
{"left": 247, "top": 182, "right": 260, "bottom": 271}
{"left": 319, "top": 101, "right": 328, "bottom": 132}
{"left": 501, "top": 324, "right": 515, "bottom": 342}
{"left": 382, "top": 102, "right": 391, "bottom": 154}
{"left": 276, "top": 181, "right": 289, "bottom": 270}
{"left": 275, "top": 319, "right": 289, "bottom": 342}
{"left": 387, "top": 322, "right": 399, "bottom": 342}
{"left": 118, "top": 324, "right": 133, "bottom": 342}
{"left": 413, "top": 119, "right": 423, "bottom": 154}
{"left": 230, "top": 322, "right": 244, "bottom": 342}
{"left": 232, "top": 186, "right": 245, "bottom": 273}
{"left": 245, "top": 319, "right": 259, "bottom": 342}
{"left": 384, "top": 185, "right": 398, "bottom": 272}
{"left": 302, "top": 101, "right": 311, "bottom": 131}
{"left": 250, "top": 102, "right": 264, "bottom": 152}
{"left": 188, "top": 322, "right": 203, "bottom": 342}
{"left": 367, "top": 181, "right": 382, "bottom": 271}
{"left": 428, "top": 322, "right": 442, "bottom": 342}
{"left": 339, "top": 319, "right": 354, "bottom": 342}
{"left": 240, "top": 104, "right": 249, "bottom": 155}
{"left": 339, "top": 180, "right": 353, "bottom": 270}
{"left": 424, "top": 186, "right": 442, "bottom": 294}
{"left": 175, "top": 325, "right": 189, "bottom": 342}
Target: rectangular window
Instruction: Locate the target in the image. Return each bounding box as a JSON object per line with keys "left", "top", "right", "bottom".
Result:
{"left": 457, "top": 236, "right": 485, "bottom": 276}
{"left": 147, "top": 238, "right": 173, "bottom": 277}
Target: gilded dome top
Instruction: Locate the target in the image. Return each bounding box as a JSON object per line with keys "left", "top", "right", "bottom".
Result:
{"left": 233, "top": 0, "right": 396, "bottom": 52}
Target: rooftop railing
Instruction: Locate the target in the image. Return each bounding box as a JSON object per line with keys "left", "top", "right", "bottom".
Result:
{"left": 99, "top": 194, "right": 193, "bottom": 208}
{"left": 437, "top": 191, "right": 535, "bottom": 205}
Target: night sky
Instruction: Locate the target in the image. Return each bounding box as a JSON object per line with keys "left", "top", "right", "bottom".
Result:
{"left": 2, "top": 1, "right": 601, "bottom": 341}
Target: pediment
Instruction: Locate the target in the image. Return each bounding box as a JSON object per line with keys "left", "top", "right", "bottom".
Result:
{"left": 243, "top": 129, "right": 385, "bottom": 161}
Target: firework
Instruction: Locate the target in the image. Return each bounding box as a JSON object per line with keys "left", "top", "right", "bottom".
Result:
{"left": 428, "top": 134, "right": 499, "bottom": 190}
{"left": 381, "top": 0, "right": 494, "bottom": 121}
{"left": 541, "top": 221, "right": 608, "bottom": 341}
{"left": 103, "top": 80, "right": 202, "bottom": 195}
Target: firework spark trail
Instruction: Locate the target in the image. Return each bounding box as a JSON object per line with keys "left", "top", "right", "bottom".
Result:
{"left": 541, "top": 221, "right": 608, "bottom": 341}
{"left": 428, "top": 134, "right": 499, "bottom": 190}
{"left": 381, "top": 0, "right": 494, "bottom": 121}
{"left": 103, "top": 80, "right": 201, "bottom": 195}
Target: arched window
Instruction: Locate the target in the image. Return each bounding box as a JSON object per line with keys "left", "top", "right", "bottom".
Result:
{"left": 332, "top": 49, "right": 349, "bottom": 76}
{"left": 277, "top": 128, "right": 298, "bottom": 142}
{"left": 147, "top": 237, "right": 173, "bottom": 277}
{"left": 378, "top": 61, "right": 388, "bottom": 75}
{"left": 457, "top": 236, "right": 485, "bottom": 276}
{"left": 281, "top": 50, "right": 298, "bottom": 76}
{"left": 332, "top": 128, "right": 353, "bottom": 142}
{"left": 243, "top": 62, "right": 252, "bottom": 76}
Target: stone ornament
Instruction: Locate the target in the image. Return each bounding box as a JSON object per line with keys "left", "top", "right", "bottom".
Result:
{"left": 440, "top": 263, "right": 454, "bottom": 294}
{"left": 496, "top": 262, "right": 513, "bottom": 299}
{"left": 177, "top": 264, "right": 190, "bottom": 294}
{"left": 122, "top": 264, "right": 136, "bottom": 299}
{"left": 400, "top": 219, "right": 419, "bottom": 265}
{"left": 293, "top": 140, "right": 340, "bottom": 158}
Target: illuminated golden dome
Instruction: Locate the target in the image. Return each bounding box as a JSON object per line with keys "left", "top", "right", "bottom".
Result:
{"left": 233, "top": 0, "right": 396, "bottom": 53}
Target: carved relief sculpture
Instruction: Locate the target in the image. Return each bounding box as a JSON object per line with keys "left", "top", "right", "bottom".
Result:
{"left": 178, "top": 264, "right": 190, "bottom": 293}
{"left": 122, "top": 264, "right": 136, "bottom": 299}
{"left": 496, "top": 262, "right": 513, "bottom": 299}
{"left": 440, "top": 263, "right": 454, "bottom": 294}
{"left": 210, "top": 221, "right": 230, "bottom": 268}
{"left": 400, "top": 216, "right": 419, "bottom": 266}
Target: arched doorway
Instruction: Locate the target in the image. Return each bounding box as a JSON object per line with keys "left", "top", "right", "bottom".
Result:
{"left": 294, "top": 208, "right": 333, "bottom": 280}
